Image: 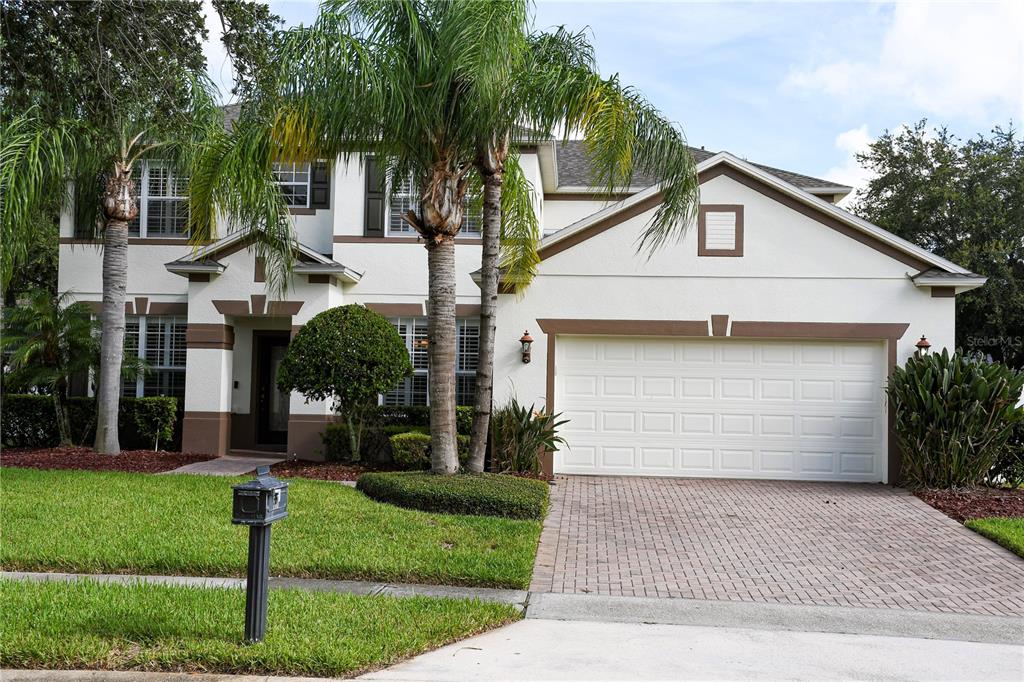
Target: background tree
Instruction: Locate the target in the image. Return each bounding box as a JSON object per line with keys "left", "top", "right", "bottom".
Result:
{"left": 852, "top": 122, "right": 1024, "bottom": 367}
{"left": 2, "top": 290, "right": 99, "bottom": 445}
{"left": 1, "top": 0, "right": 292, "bottom": 453}
{"left": 277, "top": 305, "right": 412, "bottom": 461}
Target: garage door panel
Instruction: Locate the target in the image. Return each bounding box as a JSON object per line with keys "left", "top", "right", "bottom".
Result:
{"left": 555, "top": 336, "right": 886, "bottom": 482}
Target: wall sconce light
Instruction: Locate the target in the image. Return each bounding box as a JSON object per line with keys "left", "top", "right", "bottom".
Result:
{"left": 915, "top": 335, "right": 931, "bottom": 356}
{"left": 519, "top": 330, "right": 534, "bottom": 364}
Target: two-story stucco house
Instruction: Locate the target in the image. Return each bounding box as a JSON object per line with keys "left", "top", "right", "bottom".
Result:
{"left": 58, "top": 127, "right": 985, "bottom": 483}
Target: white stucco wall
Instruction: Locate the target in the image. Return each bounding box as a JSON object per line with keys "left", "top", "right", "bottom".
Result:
{"left": 58, "top": 243, "right": 190, "bottom": 303}
{"left": 542, "top": 197, "right": 616, "bottom": 235}
{"left": 493, "top": 173, "right": 957, "bottom": 409}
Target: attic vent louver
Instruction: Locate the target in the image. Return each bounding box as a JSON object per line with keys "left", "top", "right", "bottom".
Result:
{"left": 698, "top": 204, "right": 744, "bottom": 257}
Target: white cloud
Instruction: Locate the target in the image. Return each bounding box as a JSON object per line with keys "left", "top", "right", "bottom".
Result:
{"left": 788, "top": 2, "right": 1024, "bottom": 122}
{"left": 822, "top": 125, "right": 874, "bottom": 207}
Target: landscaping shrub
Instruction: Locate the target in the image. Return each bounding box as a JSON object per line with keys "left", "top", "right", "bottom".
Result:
{"left": 389, "top": 432, "right": 469, "bottom": 470}
{"left": 887, "top": 350, "right": 1024, "bottom": 488}
{"left": 322, "top": 422, "right": 427, "bottom": 463}
{"left": 356, "top": 471, "right": 549, "bottom": 519}
{"left": 278, "top": 306, "right": 411, "bottom": 462}
{"left": 1, "top": 394, "right": 180, "bottom": 450}
{"left": 990, "top": 420, "right": 1024, "bottom": 488}
{"left": 367, "top": 405, "right": 474, "bottom": 434}
{"left": 491, "top": 397, "right": 568, "bottom": 476}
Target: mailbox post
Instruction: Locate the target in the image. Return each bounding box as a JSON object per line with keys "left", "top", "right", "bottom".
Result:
{"left": 232, "top": 465, "right": 288, "bottom": 643}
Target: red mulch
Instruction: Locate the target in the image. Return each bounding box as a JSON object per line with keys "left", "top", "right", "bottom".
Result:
{"left": 1, "top": 446, "right": 215, "bottom": 474}
{"left": 270, "top": 460, "right": 376, "bottom": 481}
{"left": 915, "top": 487, "right": 1024, "bottom": 523}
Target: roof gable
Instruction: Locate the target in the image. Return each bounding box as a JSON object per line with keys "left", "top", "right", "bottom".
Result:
{"left": 538, "top": 153, "right": 970, "bottom": 276}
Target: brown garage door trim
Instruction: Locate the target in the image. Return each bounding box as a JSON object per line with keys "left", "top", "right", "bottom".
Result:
{"left": 535, "top": 318, "right": 910, "bottom": 483}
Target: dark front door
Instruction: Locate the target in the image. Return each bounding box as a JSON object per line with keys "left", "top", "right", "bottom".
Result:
{"left": 255, "top": 332, "right": 290, "bottom": 447}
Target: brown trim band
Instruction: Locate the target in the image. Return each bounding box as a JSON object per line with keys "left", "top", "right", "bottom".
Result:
{"left": 333, "top": 235, "right": 484, "bottom": 246}
{"left": 365, "top": 302, "right": 424, "bottom": 316}
{"left": 697, "top": 204, "right": 744, "bottom": 257}
{"left": 931, "top": 286, "right": 956, "bottom": 298}
{"left": 730, "top": 321, "right": 910, "bottom": 340}
{"left": 287, "top": 414, "right": 338, "bottom": 462}
{"left": 711, "top": 314, "right": 729, "bottom": 336}
{"left": 149, "top": 302, "right": 188, "bottom": 315}
{"left": 542, "top": 192, "right": 631, "bottom": 202}
{"left": 455, "top": 304, "right": 482, "bottom": 318}
{"left": 288, "top": 207, "right": 316, "bottom": 216}
{"left": 537, "top": 318, "right": 710, "bottom": 337}
{"left": 186, "top": 323, "right": 235, "bottom": 350}
{"left": 267, "top": 300, "right": 304, "bottom": 316}
{"left": 251, "top": 294, "right": 267, "bottom": 315}
{"left": 307, "top": 274, "right": 331, "bottom": 284}
{"left": 189, "top": 273, "right": 211, "bottom": 283}
{"left": 537, "top": 164, "right": 933, "bottom": 271}
{"left": 134, "top": 297, "right": 149, "bottom": 315}
{"left": 213, "top": 299, "right": 249, "bottom": 316}
{"left": 60, "top": 237, "right": 206, "bottom": 246}
{"left": 182, "top": 411, "right": 231, "bottom": 456}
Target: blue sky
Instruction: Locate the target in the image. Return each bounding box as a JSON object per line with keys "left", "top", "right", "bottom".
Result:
{"left": 204, "top": 1, "right": 1023, "bottom": 197}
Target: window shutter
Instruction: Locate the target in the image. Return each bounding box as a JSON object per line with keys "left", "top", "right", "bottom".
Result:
{"left": 310, "top": 161, "right": 331, "bottom": 209}
{"left": 364, "top": 156, "right": 385, "bottom": 237}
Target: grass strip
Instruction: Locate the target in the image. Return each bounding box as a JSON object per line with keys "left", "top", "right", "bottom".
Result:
{"left": 966, "top": 516, "right": 1024, "bottom": 558}
{"left": 1, "top": 468, "right": 541, "bottom": 589}
{"left": 0, "top": 578, "right": 518, "bottom": 677}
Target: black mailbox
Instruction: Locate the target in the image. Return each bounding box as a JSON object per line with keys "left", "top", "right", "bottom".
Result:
{"left": 232, "top": 466, "right": 288, "bottom": 526}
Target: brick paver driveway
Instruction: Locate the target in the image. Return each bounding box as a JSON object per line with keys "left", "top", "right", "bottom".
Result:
{"left": 531, "top": 476, "right": 1024, "bottom": 617}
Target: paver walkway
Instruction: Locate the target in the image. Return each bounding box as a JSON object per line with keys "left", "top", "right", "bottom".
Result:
{"left": 531, "top": 476, "right": 1024, "bottom": 617}
{"left": 164, "top": 454, "right": 284, "bottom": 476}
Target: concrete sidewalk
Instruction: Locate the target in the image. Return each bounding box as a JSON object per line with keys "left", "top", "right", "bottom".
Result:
{"left": 163, "top": 454, "right": 285, "bottom": 476}
{"left": 359, "top": 618, "right": 1024, "bottom": 681}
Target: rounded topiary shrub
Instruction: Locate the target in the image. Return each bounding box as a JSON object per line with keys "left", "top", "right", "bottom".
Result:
{"left": 887, "top": 349, "right": 1024, "bottom": 489}
{"left": 356, "top": 471, "right": 549, "bottom": 519}
{"left": 278, "top": 305, "right": 412, "bottom": 461}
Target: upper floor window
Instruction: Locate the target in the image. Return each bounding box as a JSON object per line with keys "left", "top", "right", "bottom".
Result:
{"left": 363, "top": 156, "right": 480, "bottom": 238}
{"left": 128, "top": 164, "right": 190, "bottom": 238}
{"left": 272, "top": 162, "right": 311, "bottom": 208}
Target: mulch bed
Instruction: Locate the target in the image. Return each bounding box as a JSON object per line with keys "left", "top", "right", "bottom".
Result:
{"left": 915, "top": 487, "right": 1024, "bottom": 523}
{"left": 270, "top": 459, "right": 377, "bottom": 481}
{"left": 1, "top": 446, "right": 215, "bottom": 474}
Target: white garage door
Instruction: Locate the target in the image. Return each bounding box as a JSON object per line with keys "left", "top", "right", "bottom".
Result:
{"left": 555, "top": 336, "right": 887, "bottom": 482}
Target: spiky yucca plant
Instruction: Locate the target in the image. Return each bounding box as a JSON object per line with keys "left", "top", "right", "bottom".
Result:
{"left": 887, "top": 349, "right": 1024, "bottom": 489}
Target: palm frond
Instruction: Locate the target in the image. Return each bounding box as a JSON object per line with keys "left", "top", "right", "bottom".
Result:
{"left": 498, "top": 153, "right": 540, "bottom": 296}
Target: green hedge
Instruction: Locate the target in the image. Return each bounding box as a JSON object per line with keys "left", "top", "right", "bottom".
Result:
{"left": 367, "top": 405, "right": 474, "bottom": 434}
{"left": 1, "top": 394, "right": 180, "bottom": 450}
{"left": 356, "top": 471, "right": 549, "bottom": 519}
{"left": 390, "top": 432, "right": 470, "bottom": 470}
{"left": 321, "top": 405, "right": 474, "bottom": 463}
{"left": 322, "top": 423, "right": 429, "bottom": 462}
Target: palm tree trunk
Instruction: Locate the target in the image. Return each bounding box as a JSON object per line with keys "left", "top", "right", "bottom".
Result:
{"left": 467, "top": 160, "right": 503, "bottom": 472}
{"left": 426, "top": 236, "right": 459, "bottom": 474}
{"left": 53, "top": 381, "right": 72, "bottom": 447}
{"left": 94, "top": 215, "right": 128, "bottom": 454}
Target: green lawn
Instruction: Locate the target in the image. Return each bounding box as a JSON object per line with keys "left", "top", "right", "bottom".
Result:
{"left": 0, "top": 468, "right": 541, "bottom": 588}
{"left": 966, "top": 517, "right": 1024, "bottom": 558}
{"left": 0, "top": 578, "right": 518, "bottom": 677}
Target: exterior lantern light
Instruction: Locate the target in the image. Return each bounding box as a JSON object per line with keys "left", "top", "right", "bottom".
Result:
{"left": 519, "top": 331, "right": 534, "bottom": 364}
{"left": 915, "top": 335, "right": 932, "bottom": 357}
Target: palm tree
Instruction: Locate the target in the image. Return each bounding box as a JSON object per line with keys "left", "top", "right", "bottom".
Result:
{"left": 257, "top": 0, "right": 536, "bottom": 473}
{"left": 462, "top": 26, "right": 701, "bottom": 471}
{"left": 2, "top": 290, "right": 98, "bottom": 445}
{"left": 1, "top": 91, "right": 293, "bottom": 454}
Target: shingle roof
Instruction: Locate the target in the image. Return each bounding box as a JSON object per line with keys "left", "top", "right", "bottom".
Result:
{"left": 554, "top": 140, "right": 849, "bottom": 193}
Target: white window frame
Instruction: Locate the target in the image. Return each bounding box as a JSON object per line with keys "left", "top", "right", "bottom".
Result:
{"left": 272, "top": 161, "right": 312, "bottom": 208}
{"left": 385, "top": 175, "right": 481, "bottom": 238}
{"left": 383, "top": 317, "right": 479, "bottom": 406}
{"left": 122, "top": 314, "right": 187, "bottom": 399}
{"left": 129, "top": 162, "right": 190, "bottom": 238}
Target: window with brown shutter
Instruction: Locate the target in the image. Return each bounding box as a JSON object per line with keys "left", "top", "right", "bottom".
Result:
{"left": 364, "top": 156, "right": 385, "bottom": 237}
